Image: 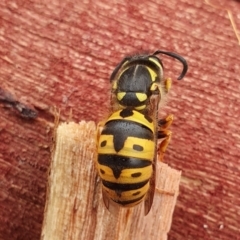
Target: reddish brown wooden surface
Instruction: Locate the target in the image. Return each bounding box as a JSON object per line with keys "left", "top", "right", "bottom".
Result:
{"left": 0, "top": 0, "right": 240, "bottom": 239}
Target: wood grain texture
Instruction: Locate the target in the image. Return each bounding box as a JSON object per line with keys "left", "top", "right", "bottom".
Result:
{"left": 0, "top": 0, "right": 240, "bottom": 239}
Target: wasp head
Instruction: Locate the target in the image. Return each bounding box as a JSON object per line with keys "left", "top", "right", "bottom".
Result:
{"left": 110, "top": 51, "right": 188, "bottom": 110}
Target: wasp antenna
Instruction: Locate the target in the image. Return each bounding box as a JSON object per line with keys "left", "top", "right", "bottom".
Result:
{"left": 153, "top": 50, "right": 188, "bottom": 80}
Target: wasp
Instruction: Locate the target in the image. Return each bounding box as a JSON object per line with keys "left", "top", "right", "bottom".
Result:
{"left": 96, "top": 50, "right": 188, "bottom": 215}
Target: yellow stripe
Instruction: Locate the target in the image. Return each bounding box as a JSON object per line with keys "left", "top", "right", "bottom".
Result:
{"left": 135, "top": 93, "right": 147, "bottom": 102}
{"left": 107, "top": 110, "right": 154, "bottom": 132}
{"left": 149, "top": 57, "right": 161, "bottom": 67}
{"left": 98, "top": 165, "right": 152, "bottom": 183}
{"left": 146, "top": 66, "right": 157, "bottom": 82}
{"left": 117, "top": 92, "right": 126, "bottom": 101}
{"left": 134, "top": 105, "right": 146, "bottom": 110}
{"left": 150, "top": 82, "right": 160, "bottom": 91}
{"left": 98, "top": 135, "right": 155, "bottom": 160}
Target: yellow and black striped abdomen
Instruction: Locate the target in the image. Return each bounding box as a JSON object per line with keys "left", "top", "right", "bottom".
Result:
{"left": 97, "top": 108, "right": 155, "bottom": 207}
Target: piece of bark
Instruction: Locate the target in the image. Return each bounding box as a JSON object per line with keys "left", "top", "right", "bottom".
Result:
{"left": 41, "top": 121, "right": 181, "bottom": 240}
{"left": 41, "top": 121, "right": 120, "bottom": 240}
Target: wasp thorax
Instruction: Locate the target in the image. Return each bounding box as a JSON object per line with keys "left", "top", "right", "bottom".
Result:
{"left": 115, "top": 65, "right": 160, "bottom": 110}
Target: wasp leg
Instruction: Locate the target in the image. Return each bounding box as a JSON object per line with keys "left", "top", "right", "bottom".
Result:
{"left": 158, "top": 115, "right": 173, "bottom": 135}
{"left": 144, "top": 94, "right": 160, "bottom": 215}
{"left": 157, "top": 114, "right": 173, "bottom": 161}
{"left": 158, "top": 130, "right": 172, "bottom": 162}
{"left": 158, "top": 114, "right": 173, "bottom": 130}
{"left": 164, "top": 77, "right": 172, "bottom": 93}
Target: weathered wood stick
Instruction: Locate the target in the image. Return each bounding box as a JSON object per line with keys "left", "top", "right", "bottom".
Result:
{"left": 41, "top": 121, "right": 181, "bottom": 240}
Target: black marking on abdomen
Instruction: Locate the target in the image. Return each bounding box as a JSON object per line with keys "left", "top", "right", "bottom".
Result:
{"left": 98, "top": 154, "right": 151, "bottom": 179}
{"left": 100, "top": 140, "right": 107, "bottom": 147}
{"left": 113, "top": 195, "right": 145, "bottom": 206}
{"left": 132, "top": 191, "right": 141, "bottom": 196}
{"left": 102, "top": 179, "right": 148, "bottom": 191}
{"left": 131, "top": 172, "right": 142, "bottom": 178}
{"left": 133, "top": 144, "right": 143, "bottom": 151}
{"left": 102, "top": 119, "right": 153, "bottom": 152}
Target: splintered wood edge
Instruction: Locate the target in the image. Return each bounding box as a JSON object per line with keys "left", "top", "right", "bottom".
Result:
{"left": 41, "top": 121, "right": 181, "bottom": 240}
{"left": 117, "top": 162, "right": 181, "bottom": 240}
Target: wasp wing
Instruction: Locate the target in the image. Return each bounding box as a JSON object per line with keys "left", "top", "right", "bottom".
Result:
{"left": 144, "top": 93, "right": 160, "bottom": 215}
{"left": 102, "top": 188, "right": 120, "bottom": 215}
{"left": 144, "top": 162, "right": 156, "bottom": 215}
